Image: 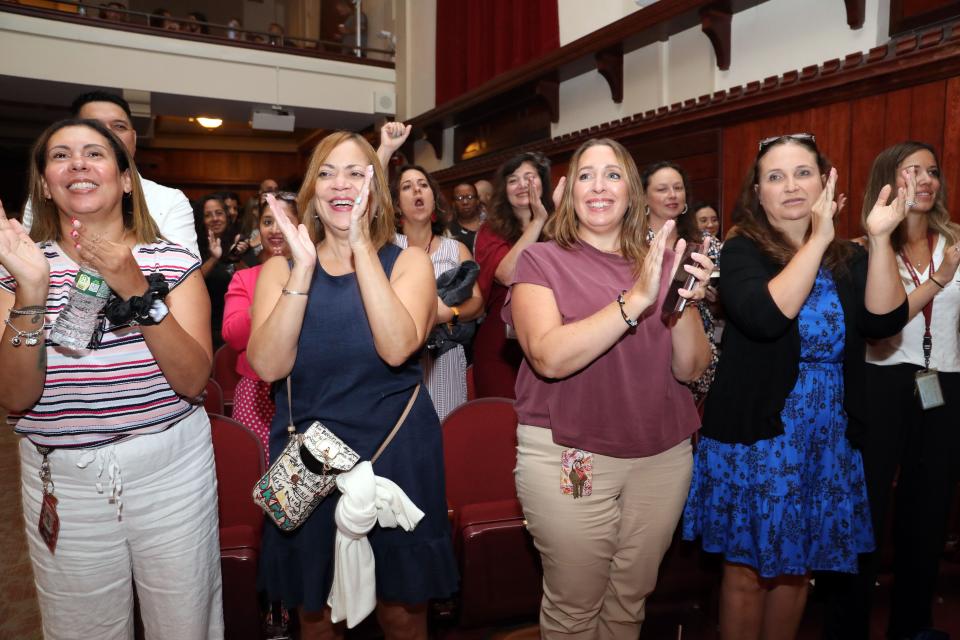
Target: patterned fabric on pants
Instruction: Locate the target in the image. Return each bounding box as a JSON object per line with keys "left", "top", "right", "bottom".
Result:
{"left": 515, "top": 425, "right": 692, "bottom": 639}
{"left": 19, "top": 409, "right": 224, "bottom": 640}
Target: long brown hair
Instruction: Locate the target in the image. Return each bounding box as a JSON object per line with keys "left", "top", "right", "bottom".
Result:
{"left": 486, "top": 151, "right": 554, "bottom": 243}
{"left": 860, "top": 141, "right": 959, "bottom": 251}
{"left": 28, "top": 118, "right": 158, "bottom": 244}
{"left": 297, "top": 131, "right": 395, "bottom": 249}
{"left": 391, "top": 164, "right": 448, "bottom": 237}
{"left": 545, "top": 138, "right": 650, "bottom": 273}
{"left": 731, "top": 135, "right": 853, "bottom": 274}
{"left": 640, "top": 160, "right": 700, "bottom": 243}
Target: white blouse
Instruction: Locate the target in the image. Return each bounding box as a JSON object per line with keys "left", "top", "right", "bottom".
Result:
{"left": 867, "top": 233, "right": 960, "bottom": 372}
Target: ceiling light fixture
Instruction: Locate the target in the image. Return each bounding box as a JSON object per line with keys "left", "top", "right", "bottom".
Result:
{"left": 195, "top": 116, "right": 223, "bottom": 129}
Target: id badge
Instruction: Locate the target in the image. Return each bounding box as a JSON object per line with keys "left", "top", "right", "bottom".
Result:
{"left": 39, "top": 493, "right": 60, "bottom": 554}
{"left": 560, "top": 448, "right": 593, "bottom": 499}
{"left": 915, "top": 368, "right": 945, "bottom": 410}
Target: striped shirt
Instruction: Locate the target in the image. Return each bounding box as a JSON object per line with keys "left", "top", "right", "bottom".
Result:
{"left": 0, "top": 241, "right": 201, "bottom": 448}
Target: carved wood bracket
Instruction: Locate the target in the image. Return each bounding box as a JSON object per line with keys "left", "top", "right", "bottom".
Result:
{"left": 595, "top": 45, "right": 624, "bottom": 103}
{"left": 422, "top": 123, "right": 444, "bottom": 159}
{"left": 700, "top": 1, "right": 732, "bottom": 71}
{"left": 845, "top": 0, "right": 865, "bottom": 29}
{"left": 536, "top": 77, "right": 560, "bottom": 123}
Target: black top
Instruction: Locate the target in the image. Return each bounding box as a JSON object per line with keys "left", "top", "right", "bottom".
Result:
{"left": 447, "top": 220, "right": 477, "bottom": 254}
{"left": 701, "top": 235, "right": 908, "bottom": 447}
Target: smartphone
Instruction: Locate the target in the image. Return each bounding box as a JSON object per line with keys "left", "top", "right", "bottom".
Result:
{"left": 226, "top": 236, "right": 249, "bottom": 262}
{"left": 661, "top": 241, "right": 700, "bottom": 323}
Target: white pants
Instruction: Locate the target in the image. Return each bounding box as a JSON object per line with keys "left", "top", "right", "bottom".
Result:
{"left": 19, "top": 409, "right": 224, "bottom": 640}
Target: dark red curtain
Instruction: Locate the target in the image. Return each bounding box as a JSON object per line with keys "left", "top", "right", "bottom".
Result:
{"left": 435, "top": 0, "right": 560, "bottom": 106}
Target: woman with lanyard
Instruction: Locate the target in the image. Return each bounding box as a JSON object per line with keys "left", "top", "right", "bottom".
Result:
{"left": 821, "top": 141, "right": 960, "bottom": 640}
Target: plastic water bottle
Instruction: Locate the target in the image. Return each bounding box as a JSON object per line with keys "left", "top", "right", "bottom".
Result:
{"left": 50, "top": 266, "right": 111, "bottom": 350}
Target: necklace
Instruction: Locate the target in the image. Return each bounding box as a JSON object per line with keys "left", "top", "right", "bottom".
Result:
{"left": 424, "top": 234, "right": 434, "bottom": 254}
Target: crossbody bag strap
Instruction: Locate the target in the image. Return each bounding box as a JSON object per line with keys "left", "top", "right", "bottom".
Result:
{"left": 286, "top": 376, "right": 420, "bottom": 462}
{"left": 371, "top": 383, "right": 420, "bottom": 464}
{"left": 286, "top": 375, "right": 296, "bottom": 437}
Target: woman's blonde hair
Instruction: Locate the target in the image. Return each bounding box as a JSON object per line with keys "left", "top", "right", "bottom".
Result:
{"left": 861, "top": 141, "right": 959, "bottom": 251}
{"left": 297, "top": 131, "right": 395, "bottom": 249}
{"left": 545, "top": 138, "right": 650, "bottom": 273}
{"left": 28, "top": 118, "right": 159, "bottom": 244}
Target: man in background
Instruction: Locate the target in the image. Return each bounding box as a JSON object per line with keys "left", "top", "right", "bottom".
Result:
{"left": 22, "top": 90, "right": 198, "bottom": 256}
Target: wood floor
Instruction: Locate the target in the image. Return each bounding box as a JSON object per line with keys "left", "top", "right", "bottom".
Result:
{"left": 0, "top": 419, "right": 43, "bottom": 640}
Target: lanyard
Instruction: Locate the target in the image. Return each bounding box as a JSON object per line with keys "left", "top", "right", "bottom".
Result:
{"left": 900, "top": 233, "right": 936, "bottom": 370}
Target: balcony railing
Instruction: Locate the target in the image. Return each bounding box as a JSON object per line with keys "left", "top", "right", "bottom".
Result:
{"left": 1, "top": 0, "right": 395, "bottom": 67}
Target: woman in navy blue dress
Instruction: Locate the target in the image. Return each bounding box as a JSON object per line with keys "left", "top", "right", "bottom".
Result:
{"left": 682, "top": 134, "right": 909, "bottom": 639}
{"left": 247, "top": 131, "right": 457, "bottom": 638}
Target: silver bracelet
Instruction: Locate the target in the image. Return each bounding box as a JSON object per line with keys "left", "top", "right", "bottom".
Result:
{"left": 281, "top": 288, "right": 308, "bottom": 297}
{"left": 5, "top": 318, "right": 43, "bottom": 347}
{"left": 9, "top": 306, "right": 45, "bottom": 317}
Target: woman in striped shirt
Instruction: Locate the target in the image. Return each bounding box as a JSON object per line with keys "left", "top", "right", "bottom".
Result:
{"left": 0, "top": 118, "right": 223, "bottom": 640}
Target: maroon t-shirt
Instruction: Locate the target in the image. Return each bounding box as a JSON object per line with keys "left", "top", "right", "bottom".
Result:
{"left": 504, "top": 240, "right": 699, "bottom": 458}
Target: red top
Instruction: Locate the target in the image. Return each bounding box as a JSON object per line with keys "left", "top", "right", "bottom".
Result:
{"left": 472, "top": 224, "right": 523, "bottom": 398}
{"left": 222, "top": 264, "right": 262, "bottom": 381}
{"left": 504, "top": 240, "right": 699, "bottom": 458}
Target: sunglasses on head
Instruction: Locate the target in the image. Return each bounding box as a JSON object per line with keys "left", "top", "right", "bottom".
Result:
{"left": 758, "top": 133, "right": 816, "bottom": 153}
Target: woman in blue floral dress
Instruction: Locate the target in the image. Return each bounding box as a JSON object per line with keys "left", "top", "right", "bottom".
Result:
{"left": 682, "top": 134, "right": 910, "bottom": 639}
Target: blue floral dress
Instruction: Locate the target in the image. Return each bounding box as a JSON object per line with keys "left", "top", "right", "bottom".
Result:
{"left": 682, "top": 269, "right": 874, "bottom": 577}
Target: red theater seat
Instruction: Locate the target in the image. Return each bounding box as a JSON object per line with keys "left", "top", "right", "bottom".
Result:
{"left": 209, "top": 413, "right": 266, "bottom": 640}
{"left": 212, "top": 344, "right": 242, "bottom": 416}
{"left": 441, "top": 398, "right": 541, "bottom": 628}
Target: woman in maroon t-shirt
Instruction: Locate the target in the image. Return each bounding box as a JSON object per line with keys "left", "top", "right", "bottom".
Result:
{"left": 472, "top": 151, "right": 555, "bottom": 398}
{"left": 508, "top": 138, "right": 713, "bottom": 638}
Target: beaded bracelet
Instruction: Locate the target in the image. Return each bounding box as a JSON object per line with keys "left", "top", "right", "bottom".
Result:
{"left": 617, "top": 290, "right": 638, "bottom": 328}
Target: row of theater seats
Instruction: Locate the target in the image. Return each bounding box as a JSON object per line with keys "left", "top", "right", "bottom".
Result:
{"left": 203, "top": 345, "right": 267, "bottom": 640}
{"left": 201, "top": 345, "right": 718, "bottom": 639}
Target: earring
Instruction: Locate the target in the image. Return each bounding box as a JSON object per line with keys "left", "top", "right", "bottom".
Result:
{"left": 680, "top": 204, "right": 688, "bottom": 215}
{"left": 431, "top": 212, "right": 437, "bottom": 222}
{"left": 644, "top": 206, "right": 650, "bottom": 216}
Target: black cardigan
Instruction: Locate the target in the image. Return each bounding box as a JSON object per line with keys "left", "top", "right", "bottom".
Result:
{"left": 700, "top": 235, "right": 908, "bottom": 447}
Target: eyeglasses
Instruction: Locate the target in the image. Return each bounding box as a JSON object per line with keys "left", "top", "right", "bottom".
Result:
{"left": 453, "top": 194, "right": 476, "bottom": 202}
{"left": 758, "top": 133, "right": 816, "bottom": 152}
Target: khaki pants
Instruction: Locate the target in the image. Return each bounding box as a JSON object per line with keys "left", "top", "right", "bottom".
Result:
{"left": 515, "top": 425, "right": 692, "bottom": 639}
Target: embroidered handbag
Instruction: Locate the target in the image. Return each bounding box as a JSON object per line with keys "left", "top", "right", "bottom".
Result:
{"left": 253, "top": 377, "right": 420, "bottom": 531}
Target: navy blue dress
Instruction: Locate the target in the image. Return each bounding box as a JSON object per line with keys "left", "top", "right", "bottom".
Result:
{"left": 682, "top": 269, "right": 874, "bottom": 577}
{"left": 258, "top": 244, "right": 459, "bottom": 612}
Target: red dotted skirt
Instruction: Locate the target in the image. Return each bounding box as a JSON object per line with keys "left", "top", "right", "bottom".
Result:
{"left": 231, "top": 375, "right": 275, "bottom": 465}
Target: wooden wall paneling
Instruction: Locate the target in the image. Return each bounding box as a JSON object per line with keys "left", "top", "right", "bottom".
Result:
{"left": 720, "top": 114, "right": 789, "bottom": 230}
{"left": 820, "top": 102, "right": 852, "bottom": 237}
{"left": 908, "top": 80, "right": 947, "bottom": 148}
{"left": 941, "top": 76, "right": 960, "bottom": 217}
{"left": 678, "top": 151, "right": 719, "bottom": 180}
{"left": 882, "top": 87, "right": 913, "bottom": 148}
{"left": 720, "top": 125, "right": 749, "bottom": 231}
{"left": 136, "top": 149, "right": 303, "bottom": 197}
{"left": 848, "top": 94, "right": 887, "bottom": 229}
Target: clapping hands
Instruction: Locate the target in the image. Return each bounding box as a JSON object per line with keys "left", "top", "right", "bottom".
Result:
{"left": 267, "top": 193, "right": 316, "bottom": 269}
{"left": 864, "top": 168, "right": 915, "bottom": 240}
{"left": 0, "top": 200, "right": 48, "bottom": 290}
